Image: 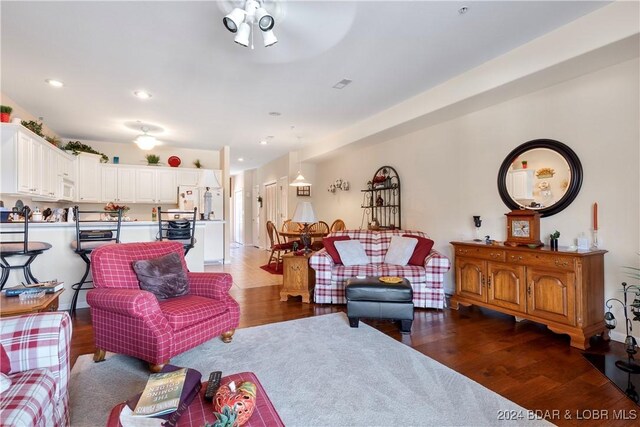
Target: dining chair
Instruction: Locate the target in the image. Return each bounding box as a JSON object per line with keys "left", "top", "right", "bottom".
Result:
{"left": 281, "top": 219, "right": 303, "bottom": 242}
{"left": 0, "top": 207, "right": 52, "bottom": 290}
{"left": 266, "top": 220, "right": 295, "bottom": 271}
{"left": 310, "top": 221, "right": 330, "bottom": 251}
{"left": 157, "top": 207, "right": 198, "bottom": 256}
{"left": 330, "top": 219, "right": 346, "bottom": 233}
{"left": 70, "top": 206, "right": 122, "bottom": 317}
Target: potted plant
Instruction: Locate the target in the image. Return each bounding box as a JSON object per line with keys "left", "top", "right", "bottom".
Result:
{"left": 193, "top": 159, "right": 202, "bottom": 169}
{"left": 521, "top": 160, "right": 528, "bottom": 169}
{"left": 21, "top": 120, "right": 44, "bottom": 137}
{"left": 62, "top": 140, "right": 109, "bottom": 163}
{"left": 549, "top": 230, "right": 560, "bottom": 250}
{"left": 45, "top": 135, "right": 61, "bottom": 147}
{"left": 146, "top": 154, "right": 160, "bottom": 166}
{"left": 0, "top": 105, "right": 12, "bottom": 123}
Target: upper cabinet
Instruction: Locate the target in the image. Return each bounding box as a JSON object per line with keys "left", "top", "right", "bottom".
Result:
{"left": 76, "top": 153, "right": 102, "bottom": 202}
{"left": 136, "top": 168, "right": 177, "bottom": 204}
{"left": 0, "top": 123, "right": 75, "bottom": 200}
{"left": 101, "top": 165, "right": 136, "bottom": 203}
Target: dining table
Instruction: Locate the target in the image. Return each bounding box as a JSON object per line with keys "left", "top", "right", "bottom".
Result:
{"left": 279, "top": 230, "right": 330, "bottom": 239}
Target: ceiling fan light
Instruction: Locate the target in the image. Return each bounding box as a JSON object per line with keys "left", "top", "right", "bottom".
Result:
{"left": 134, "top": 134, "right": 158, "bottom": 150}
{"left": 255, "top": 8, "right": 274, "bottom": 31}
{"left": 234, "top": 22, "right": 251, "bottom": 47}
{"left": 263, "top": 30, "right": 277, "bottom": 47}
{"left": 223, "top": 8, "right": 245, "bottom": 33}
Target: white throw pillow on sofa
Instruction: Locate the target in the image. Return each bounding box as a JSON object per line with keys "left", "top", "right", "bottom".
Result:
{"left": 334, "top": 240, "right": 369, "bottom": 266}
{"left": 384, "top": 236, "right": 418, "bottom": 266}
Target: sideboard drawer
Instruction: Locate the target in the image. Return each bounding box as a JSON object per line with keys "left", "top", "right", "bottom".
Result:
{"left": 506, "top": 251, "right": 574, "bottom": 271}
{"left": 455, "top": 246, "right": 506, "bottom": 262}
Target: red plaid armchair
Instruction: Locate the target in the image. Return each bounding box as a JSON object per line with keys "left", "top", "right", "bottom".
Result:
{"left": 0, "top": 312, "right": 72, "bottom": 427}
{"left": 87, "top": 241, "right": 240, "bottom": 371}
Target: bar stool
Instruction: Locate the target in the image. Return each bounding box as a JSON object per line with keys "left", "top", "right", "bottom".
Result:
{"left": 70, "top": 206, "right": 122, "bottom": 317}
{"left": 157, "top": 207, "right": 197, "bottom": 256}
{"left": 0, "top": 207, "right": 52, "bottom": 290}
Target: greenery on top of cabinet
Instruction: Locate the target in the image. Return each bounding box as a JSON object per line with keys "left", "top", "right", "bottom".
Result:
{"left": 63, "top": 140, "right": 109, "bottom": 163}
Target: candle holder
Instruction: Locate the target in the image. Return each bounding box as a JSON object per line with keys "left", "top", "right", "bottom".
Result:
{"left": 604, "top": 282, "right": 640, "bottom": 374}
{"left": 591, "top": 230, "right": 599, "bottom": 249}
{"left": 473, "top": 216, "right": 482, "bottom": 242}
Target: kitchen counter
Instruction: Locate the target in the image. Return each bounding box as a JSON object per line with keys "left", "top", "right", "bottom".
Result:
{"left": 0, "top": 221, "right": 209, "bottom": 311}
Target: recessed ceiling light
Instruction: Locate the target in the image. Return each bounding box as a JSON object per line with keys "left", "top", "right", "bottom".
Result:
{"left": 458, "top": 6, "right": 469, "bottom": 15}
{"left": 45, "top": 79, "right": 64, "bottom": 88}
{"left": 238, "top": 157, "right": 244, "bottom": 162}
{"left": 268, "top": 112, "right": 281, "bottom": 116}
{"left": 332, "top": 78, "right": 352, "bottom": 89}
{"left": 260, "top": 140, "right": 269, "bottom": 145}
{"left": 133, "top": 90, "right": 152, "bottom": 99}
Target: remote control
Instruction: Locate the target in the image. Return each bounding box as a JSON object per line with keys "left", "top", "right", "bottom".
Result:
{"left": 204, "top": 371, "right": 222, "bottom": 401}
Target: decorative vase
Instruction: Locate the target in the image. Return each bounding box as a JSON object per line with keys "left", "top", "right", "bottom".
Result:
{"left": 0, "top": 113, "right": 10, "bottom": 123}
{"left": 550, "top": 238, "right": 558, "bottom": 250}
{"left": 213, "top": 381, "right": 257, "bottom": 426}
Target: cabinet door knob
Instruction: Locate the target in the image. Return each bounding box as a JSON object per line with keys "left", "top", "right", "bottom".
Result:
{"left": 488, "top": 276, "right": 492, "bottom": 288}
{"left": 527, "top": 284, "right": 532, "bottom": 296}
{"left": 554, "top": 259, "right": 569, "bottom": 267}
{"left": 510, "top": 255, "right": 523, "bottom": 261}
{"left": 481, "top": 275, "right": 485, "bottom": 286}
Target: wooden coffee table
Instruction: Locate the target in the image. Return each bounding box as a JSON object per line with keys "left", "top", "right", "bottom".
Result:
{"left": 0, "top": 290, "right": 64, "bottom": 317}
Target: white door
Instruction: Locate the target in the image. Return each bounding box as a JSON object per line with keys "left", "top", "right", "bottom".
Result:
{"left": 136, "top": 169, "right": 156, "bottom": 203}
{"left": 156, "top": 169, "right": 178, "bottom": 203}
{"left": 253, "top": 184, "right": 260, "bottom": 247}
{"left": 118, "top": 167, "right": 137, "bottom": 203}
{"left": 101, "top": 166, "right": 119, "bottom": 202}
{"left": 264, "top": 182, "right": 278, "bottom": 240}
{"left": 277, "top": 176, "right": 288, "bottom": 229}
{"left": 234, "top": 190, "right": 243, "bottom": 244}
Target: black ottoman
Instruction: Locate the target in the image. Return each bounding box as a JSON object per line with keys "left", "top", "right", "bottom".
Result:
{"left": 345, "top": 277, "right": 414, "bottom": 334}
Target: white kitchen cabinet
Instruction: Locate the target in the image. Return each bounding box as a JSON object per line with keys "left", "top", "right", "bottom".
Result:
{"left": 1, "top": 124, "right": 76, "bottom": 200}
{"left": 135, "top": 168, "right": 176, "bottom": 204}
{"left": 39, "top": 145, "right": 56, "bottom": 199}
{"left": 102, "top": 165, "right": 136, "bottom": 203}
{"left": 156, "top": 169, "right": 177, "bottom": 203}
{"left": 135, "top": 169, "right": 157, "bottom": 203}
{"left": 177, "top": 169, "right": 200, "bottom": 186}
{"left": 508, "top": 169, "right": 534, "bottom": 200}
{"left": 76, "top": 153, "right": 102, "bottom": 202}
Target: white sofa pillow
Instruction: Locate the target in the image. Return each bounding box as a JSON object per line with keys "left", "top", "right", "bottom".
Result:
{"left": 384, "top": 236, "right": 418, "bottom": 266}
{"left": 334, "top": 240, "right": 369, "bottom": 266}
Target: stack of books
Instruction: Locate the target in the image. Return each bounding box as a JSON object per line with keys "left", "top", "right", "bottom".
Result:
{"left": 3, "top": 281, "right": 64, "bottom": 297}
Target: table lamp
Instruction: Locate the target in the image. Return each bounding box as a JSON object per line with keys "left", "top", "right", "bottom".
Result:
{"left": 292, "top": 201, "right": 318, "bottom": 253}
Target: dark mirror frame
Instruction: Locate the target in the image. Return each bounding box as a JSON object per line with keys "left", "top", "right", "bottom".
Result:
{"left": 497, "top": 139, "right": 583, "bottom": 217}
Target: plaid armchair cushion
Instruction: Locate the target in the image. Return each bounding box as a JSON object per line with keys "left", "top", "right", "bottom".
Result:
{"left": 0, "top": 312, "right": 72, "bottom": 427}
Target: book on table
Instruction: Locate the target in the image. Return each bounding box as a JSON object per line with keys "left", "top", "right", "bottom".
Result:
{"left": 3, "top": 282, "right": 64, "bottom": 296}
{"left": 133, "top": 368, "right": 188, "bottom": 417}
{"left": 122, "top": 366, "right": 202, "bottom": 427}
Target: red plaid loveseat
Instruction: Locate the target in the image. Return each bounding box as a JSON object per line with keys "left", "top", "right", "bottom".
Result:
{"left": 0, "top": 312, "right": 72, "bottom": 427}
{"left": 87, "top": 241, "right": 240, "bottom": 370}
{"left": 309, "top": 230, "right": 451, "bottom": 308}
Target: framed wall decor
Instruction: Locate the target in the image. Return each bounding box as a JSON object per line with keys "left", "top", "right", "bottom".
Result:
{"left": 297, "top": 186, "right": 310, "bottom": 197}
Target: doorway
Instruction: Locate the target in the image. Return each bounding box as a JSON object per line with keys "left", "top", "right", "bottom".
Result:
{"left": 253, "top": 184, "right": 260, "bottom": 247}
{"left": 264, "top": 182, "right": 278, "bottom": 238}
{"left": 234, "top": 189, "right": 243, "bottom": 244}
{"left": 277, "top": 176, "right": 288, "bottom": 229}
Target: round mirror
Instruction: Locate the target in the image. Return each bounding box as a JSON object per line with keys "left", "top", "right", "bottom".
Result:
{"left": 497, "top": 139, "right": 582, "bottom": 217}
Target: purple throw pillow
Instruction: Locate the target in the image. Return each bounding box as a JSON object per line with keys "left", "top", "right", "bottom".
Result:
{"left": 132, "top": 252, "right": 189, "bottom": 299}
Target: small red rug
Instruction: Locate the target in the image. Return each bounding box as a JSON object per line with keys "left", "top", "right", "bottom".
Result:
{"left": 260, "top": 263, "right": 283, "bottom": 275}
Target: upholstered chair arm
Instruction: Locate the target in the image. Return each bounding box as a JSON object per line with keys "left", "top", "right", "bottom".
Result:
{"left": 309, "top": 249, "right": 335, "bottom": 287}
{"left": 86, "top": 288, "right": 162, "bottom": 317}
{"left": 423, "top": 250, "right": 451, "bottom": 289}
{"left": 187, "top": 272, "right": 233, "bottom": 300}
{"left": 0, "top": 312, "right": 71, "bottom": 402}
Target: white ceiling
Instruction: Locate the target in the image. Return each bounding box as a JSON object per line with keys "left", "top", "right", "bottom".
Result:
{"left": 1, "top": 1, "right": 608, "bottom": 172}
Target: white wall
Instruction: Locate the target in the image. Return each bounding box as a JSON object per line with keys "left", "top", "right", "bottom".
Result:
{"left": 313, "top": 58, "right": 639, "bottom": 338}
{"left": 0, "top": 92, "right": 60, "bottom": 138}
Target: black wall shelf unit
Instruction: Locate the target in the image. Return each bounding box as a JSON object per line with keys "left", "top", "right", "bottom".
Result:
{"left": 361, "top": 166, "right": 401, "bottom": 230}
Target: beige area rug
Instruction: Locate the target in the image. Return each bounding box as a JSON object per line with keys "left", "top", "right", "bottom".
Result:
{"left": 69, "top": 313, "right": 550, "bottom": 426}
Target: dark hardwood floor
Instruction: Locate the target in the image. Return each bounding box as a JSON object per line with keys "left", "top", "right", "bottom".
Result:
{"left": 70, "top": 247, "right": 638, "bottom": 426}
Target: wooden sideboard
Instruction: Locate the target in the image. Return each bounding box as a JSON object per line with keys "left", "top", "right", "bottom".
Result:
{"left": 450, "top": 241, "right": 607, "bottom": 349}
